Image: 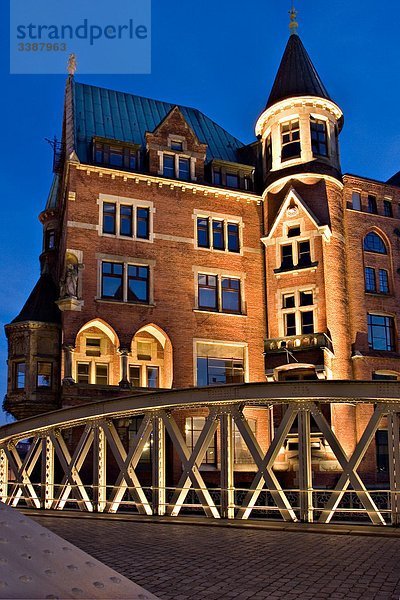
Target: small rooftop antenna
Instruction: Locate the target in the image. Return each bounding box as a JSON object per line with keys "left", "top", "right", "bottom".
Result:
{"left": 289, "top": 2, "right": 299, "bottom": 36}
{"left": 67, "top": 53, "right": 77, "bottom": 77}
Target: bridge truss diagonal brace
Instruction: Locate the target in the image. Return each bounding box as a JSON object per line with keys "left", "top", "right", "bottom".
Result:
{"left": 102, "top": 418, "right": 152, "bottom": 515}
{"left": 388, "top": 411, "right": 400, "bottom": 526}
{"left": 313, "top": 403, "right": 387, "bottom": 525}
{"left": 0, "top": 447, "right": 8, "bottom": 503}
{"left": 161, "top": 410, "right": 220, "bottom": 519}
{"left": 234, "top": 404, "right": 298, "bottom": 522}
{"left": 93, "top": 426, "right": 107, "bottom": 513}
{"left": 41, "top": 436, "right": 54, "bottom": 510}
{"left": 50, "top": 426, "right": 94, "bottom": 512}
{"left": 5, "top": 437, "right": 42, "bottom": 509}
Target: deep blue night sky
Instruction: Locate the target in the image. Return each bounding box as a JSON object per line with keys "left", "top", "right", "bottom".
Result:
{"left": 0, "top": 1, "right": 399, "bottom": 425}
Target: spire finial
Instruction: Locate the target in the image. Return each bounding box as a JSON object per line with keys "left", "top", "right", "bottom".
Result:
{"left": 67, "top": 53, "right": 77, "bottom": 77}
{"left": 289, "top": 3, "right": 299, "bottom": 36}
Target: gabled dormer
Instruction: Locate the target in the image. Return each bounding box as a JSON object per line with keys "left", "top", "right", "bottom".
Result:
{"left": 145, "top": 106, "right": 207, "bottom": 183}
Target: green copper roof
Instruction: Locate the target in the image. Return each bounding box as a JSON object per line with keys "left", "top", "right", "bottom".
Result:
{"left": 73, "top": 81, "right": 245, "bottom": 164}
{"left": 45, "top": 174, "right": 60, "bottom": 211}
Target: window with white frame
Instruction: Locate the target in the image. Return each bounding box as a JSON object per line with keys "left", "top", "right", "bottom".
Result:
{"left": 196, "top": 341, "right": 246, "bottom": 386}
{"left": 76, "top": 362, "right": 109, "bottom": 385}
{"left": 281, "top": 289, "right": 316, "bottom": 337}
{"left": 196, "top": 214, "right": 241, "bottom": 253}
{"left": 101, "top": 197, "right": 152, "bottom": 241}
{"left": 160, "top": 147, "right": 193, "bottom": 182}
{"left": 100, "top": 260, "right": 152, "bottom": 304}
{"left": 281, "top": 119, "right": 301, "bottom": 161}
{"left": 277, "top": 234, "right": 314, "bottom": 272}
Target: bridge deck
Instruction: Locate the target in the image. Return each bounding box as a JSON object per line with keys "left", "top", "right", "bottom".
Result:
{"left": 31, "top": 513, "right": 400, "bottom": 600}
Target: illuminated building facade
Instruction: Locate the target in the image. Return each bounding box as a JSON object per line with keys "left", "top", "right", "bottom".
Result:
{"left": 5, "top": 19, "right": 400, "bottom": 483}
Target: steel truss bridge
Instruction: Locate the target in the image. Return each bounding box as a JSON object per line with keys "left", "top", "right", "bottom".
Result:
{"left": 1, "top": 382, "right": 400, "bottom": 526}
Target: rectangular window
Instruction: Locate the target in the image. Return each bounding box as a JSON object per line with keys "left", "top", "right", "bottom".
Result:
{"left": 109, "top": 146, "right": 123, "bottom": 168}
{"left": 86, "top": 338, "right": 101, "bottom": 357}
{"left": 197, "top": 357, "right": 245, "bottom": 386}
{"left": 45, "top": 229, "right": 56, "bottom": 251}
{"left": 379, "top": 269, "right": 389, "bottom": 294}
{"left": 301, "top": 311, "right": 314, "bottom": 334}
{"left": 120, "top": 205, "right": 133, "bottom": 237}
{"left": 127, "top": 265, "right": 149, "bottom": 304}
{"left": 285, "top": 313, "right": 297, "bottom": 336}
{"left": 281, "top": 245, "right": 294, "bottom": 270}
{"left": 136, "top": 207, "right": 150, "bottom": 240}
{"left": 179, "top": 157, "right": 190, "bottom": 181}
{"left": 197, "top": 217, "right": 210, "bottom": 248}
{"left": 101, "top": 262, "right": 123, "bottom": 301}
{"left": 103, "top": 202, "right": 116, "bottom": 235}
{"left": 376, "top": 430, "right": 389, "bottom": 473}
{"left": 227, "top": 223, "right": 240, "bottom": 253}
{"left": 226, "top": 173, "right": 239, "bottom": 189}
{"left": 221, "top": 278, "right": 241, "bottom": 313}
{"left": 368, "top": 314, "right": 395, "bottom": 351}
{"left": 129, "top": 365, "right": 141, "bottom": 387}
{"left": 212, "top": 220, "right": 225, "bottom": 250}
{"left": 37, "top": 362, "right": 52, "bottom": 389}
{"left": 310, "top": 117, "right": 328, "bottom": 157}
{"left": 266, "top": 134, "right": 272, "bottom": 171}
{"left": 185, "top": 417, "right": 216, "bottom": 465}
{"left": 163, "top": 154, "right": 175, "bottom": 178}
{"left": 300, "top": 290, "right": 313, "bottom": 306}
{"left": 244, "top": 176, "right": 253, "bottom": 191}
{"left": 298, "top": 241, "right": 312, "bottom": 267}
{"left": 213, "top": 169, "right": 222, "bottom": 185}
{"left": 281, "top": 119, "right": 301, "bottom": 160}
{"left": 137, "top": 341, "right": 152, "bottom": 361}
{"left": 383, "top": 200, "right": 393, "bottom": 217}
{"left": 14, "top": 362, "right": 25, "bottom": 390}
{"left": 95, "top": 364, "right": 108, "bottom": 386}
{"left": 147, "top": 366, "right": 159, "bottom": 389}
{"left": 171, "top": 140, "right": 183, "bottom": 151}
{"left": 283, "top": 294, "right": 296, "bottom": 309}
{"left": 367, "top": 195, "right": 378, "bottom": 214}
{"left": 234, "top": 419, "right": 257, "bottom": 464}
{"left": 95, "top": 143, "right": 104, "bottom": 164}
{"left": 351, "top": 192, "right": 362, "bottom": 211}
{"left": 77, "top": 363, "right": 90, "bottom": 384}
{"left": 198, "top": 274, "right": 218, "bottom": 311}
{"left": 365, "top": 267, "right": 376, "bottom": 293}
{"left": 127, "top": 150, "right": 137, "bottom": 170}
{"left": 288, "top": 226, "right": 301, "bottom": 238}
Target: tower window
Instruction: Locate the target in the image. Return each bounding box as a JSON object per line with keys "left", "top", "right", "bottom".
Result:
{"left": 37, "top": 362, "right": 52, "bottom": 389}
{"left": 298, "top": 241, "right": 312, "bottom": 267}
{"left": 266, "top": 134, "right": 272, "bottom": 171}
{"left": 281, "top": 289, "right": 316, "bottom": 337}
{"left": 14, "top": 362, "right": 26, "bottom": 390}
{"left": 45, "top": 229, "right": 56, "bottom": 251}
{"left": 281, "top": 245, "right": 294, "bottom": 270}
{"left": 281, "top": 119, "right": 301, "bottom": 161}
{"left": 367, "top": 195, "right": 378, "bottom": 214}
{"left": 310, "top": 117, "right": 328, "bottom": 157}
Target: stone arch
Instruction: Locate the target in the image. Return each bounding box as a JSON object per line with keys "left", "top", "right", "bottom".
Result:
{"left": 76, "top": 319, "right": 120, "bottom": 347}
{"left": 130, "top": 324, "right": 173, "bottom": 389}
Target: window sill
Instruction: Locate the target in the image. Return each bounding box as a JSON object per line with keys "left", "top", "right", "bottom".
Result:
{"left": 96, "top": 298, "right": 156, "bottom": 308}
{"left": 194, "top": 309, "right": 247, "bottom": 317}
{"left": 346, "top": 207, "right": 396, "bottom": 219}
{"left": 195, "top": 246, "right": 242, "bottom": 256}
{"left": 365, "top": 292, "right": 392, "bottom": 298}
{"left": 100, "top": 232, "right": 153, "bottom": 243}
{"left": 274, "top": 262, "right": 318, "bottom": 275}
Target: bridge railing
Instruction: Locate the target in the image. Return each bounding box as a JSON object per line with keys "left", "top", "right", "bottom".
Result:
{"left": 1, "top": 381, "right": 399, "bottom": 526}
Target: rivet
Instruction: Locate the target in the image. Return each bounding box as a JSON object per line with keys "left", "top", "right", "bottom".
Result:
{"left": 71, "top": 588, "right": 84, "bottom": 594}
{"left": 43, "top": 549, "right": 53, "bottom": 555}
{"left": 21, "top": 553, "right": 32, "bottom": 559}
{"left": 0, "top": 581, "right": 7, "bottom": 589}
{"left": 85, "top": 561, "right": 95, "bottom": 567}
{"left": 93, "top": 581, "right": 104, "bottom": 588}
{"left": 67, "top": 564, "right": 78, "bottom": 571}
{"left": 110, "top": 576, "right": 121, "bottom": 584}
{"left": 19, "top": 575, "right": 33, "bottom": 583}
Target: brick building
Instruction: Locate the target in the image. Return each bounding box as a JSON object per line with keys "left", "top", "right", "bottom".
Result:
{"left": 4, "top": 22, "right": 400, "bottom": 483}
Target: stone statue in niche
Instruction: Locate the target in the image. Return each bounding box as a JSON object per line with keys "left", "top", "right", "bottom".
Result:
{"left": 60, "top": 262, "right": 80, "bottom": 298}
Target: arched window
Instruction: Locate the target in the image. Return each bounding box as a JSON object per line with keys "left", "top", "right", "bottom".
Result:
{"left": 364, "top": 232, "right": 387, "bottom": 254}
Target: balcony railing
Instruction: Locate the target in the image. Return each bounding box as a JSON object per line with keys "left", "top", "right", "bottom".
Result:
{"left": 264, "top": 332, "right": 333, "bottom": 355}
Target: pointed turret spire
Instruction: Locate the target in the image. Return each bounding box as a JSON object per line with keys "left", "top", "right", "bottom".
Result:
{"left": 265, "top": 32, "right": 332, "bottom": 110}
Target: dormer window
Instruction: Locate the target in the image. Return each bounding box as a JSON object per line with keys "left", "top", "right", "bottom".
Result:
{"left": 213, "top": 169, "right": 222, "bottom": 185}
{"left": 171, "top": 140, "right": 183, "bottom": 151}
{"left": 94, "top": 139, "right": 139, "bottom": 171}
{"left": 310, "top": 117, "right": 328, "bottom": 157}
{"left": 179, "top": 157, "right": 190, "bottom": 181}
{"left": 226, "top": 173, "right": 239, "bottom": 189}
{"left": 281, "top": 119, "right": 301, "bottom": 161}
{"left": 276, "top": 239, "right": 315, "bottom": 273}
{"left": 162, "top": 154, "right": 191, "bottom": 181}
{"left": 288, "top": 225, "right": 301, "bottom": 238}
{"left": 163, "top": 154, "right": 175, "bottom": 178}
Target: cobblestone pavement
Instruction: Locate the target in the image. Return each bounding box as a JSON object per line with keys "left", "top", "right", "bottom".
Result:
{"left": 32, "top": 516, "right": 400, "bottom": 600}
